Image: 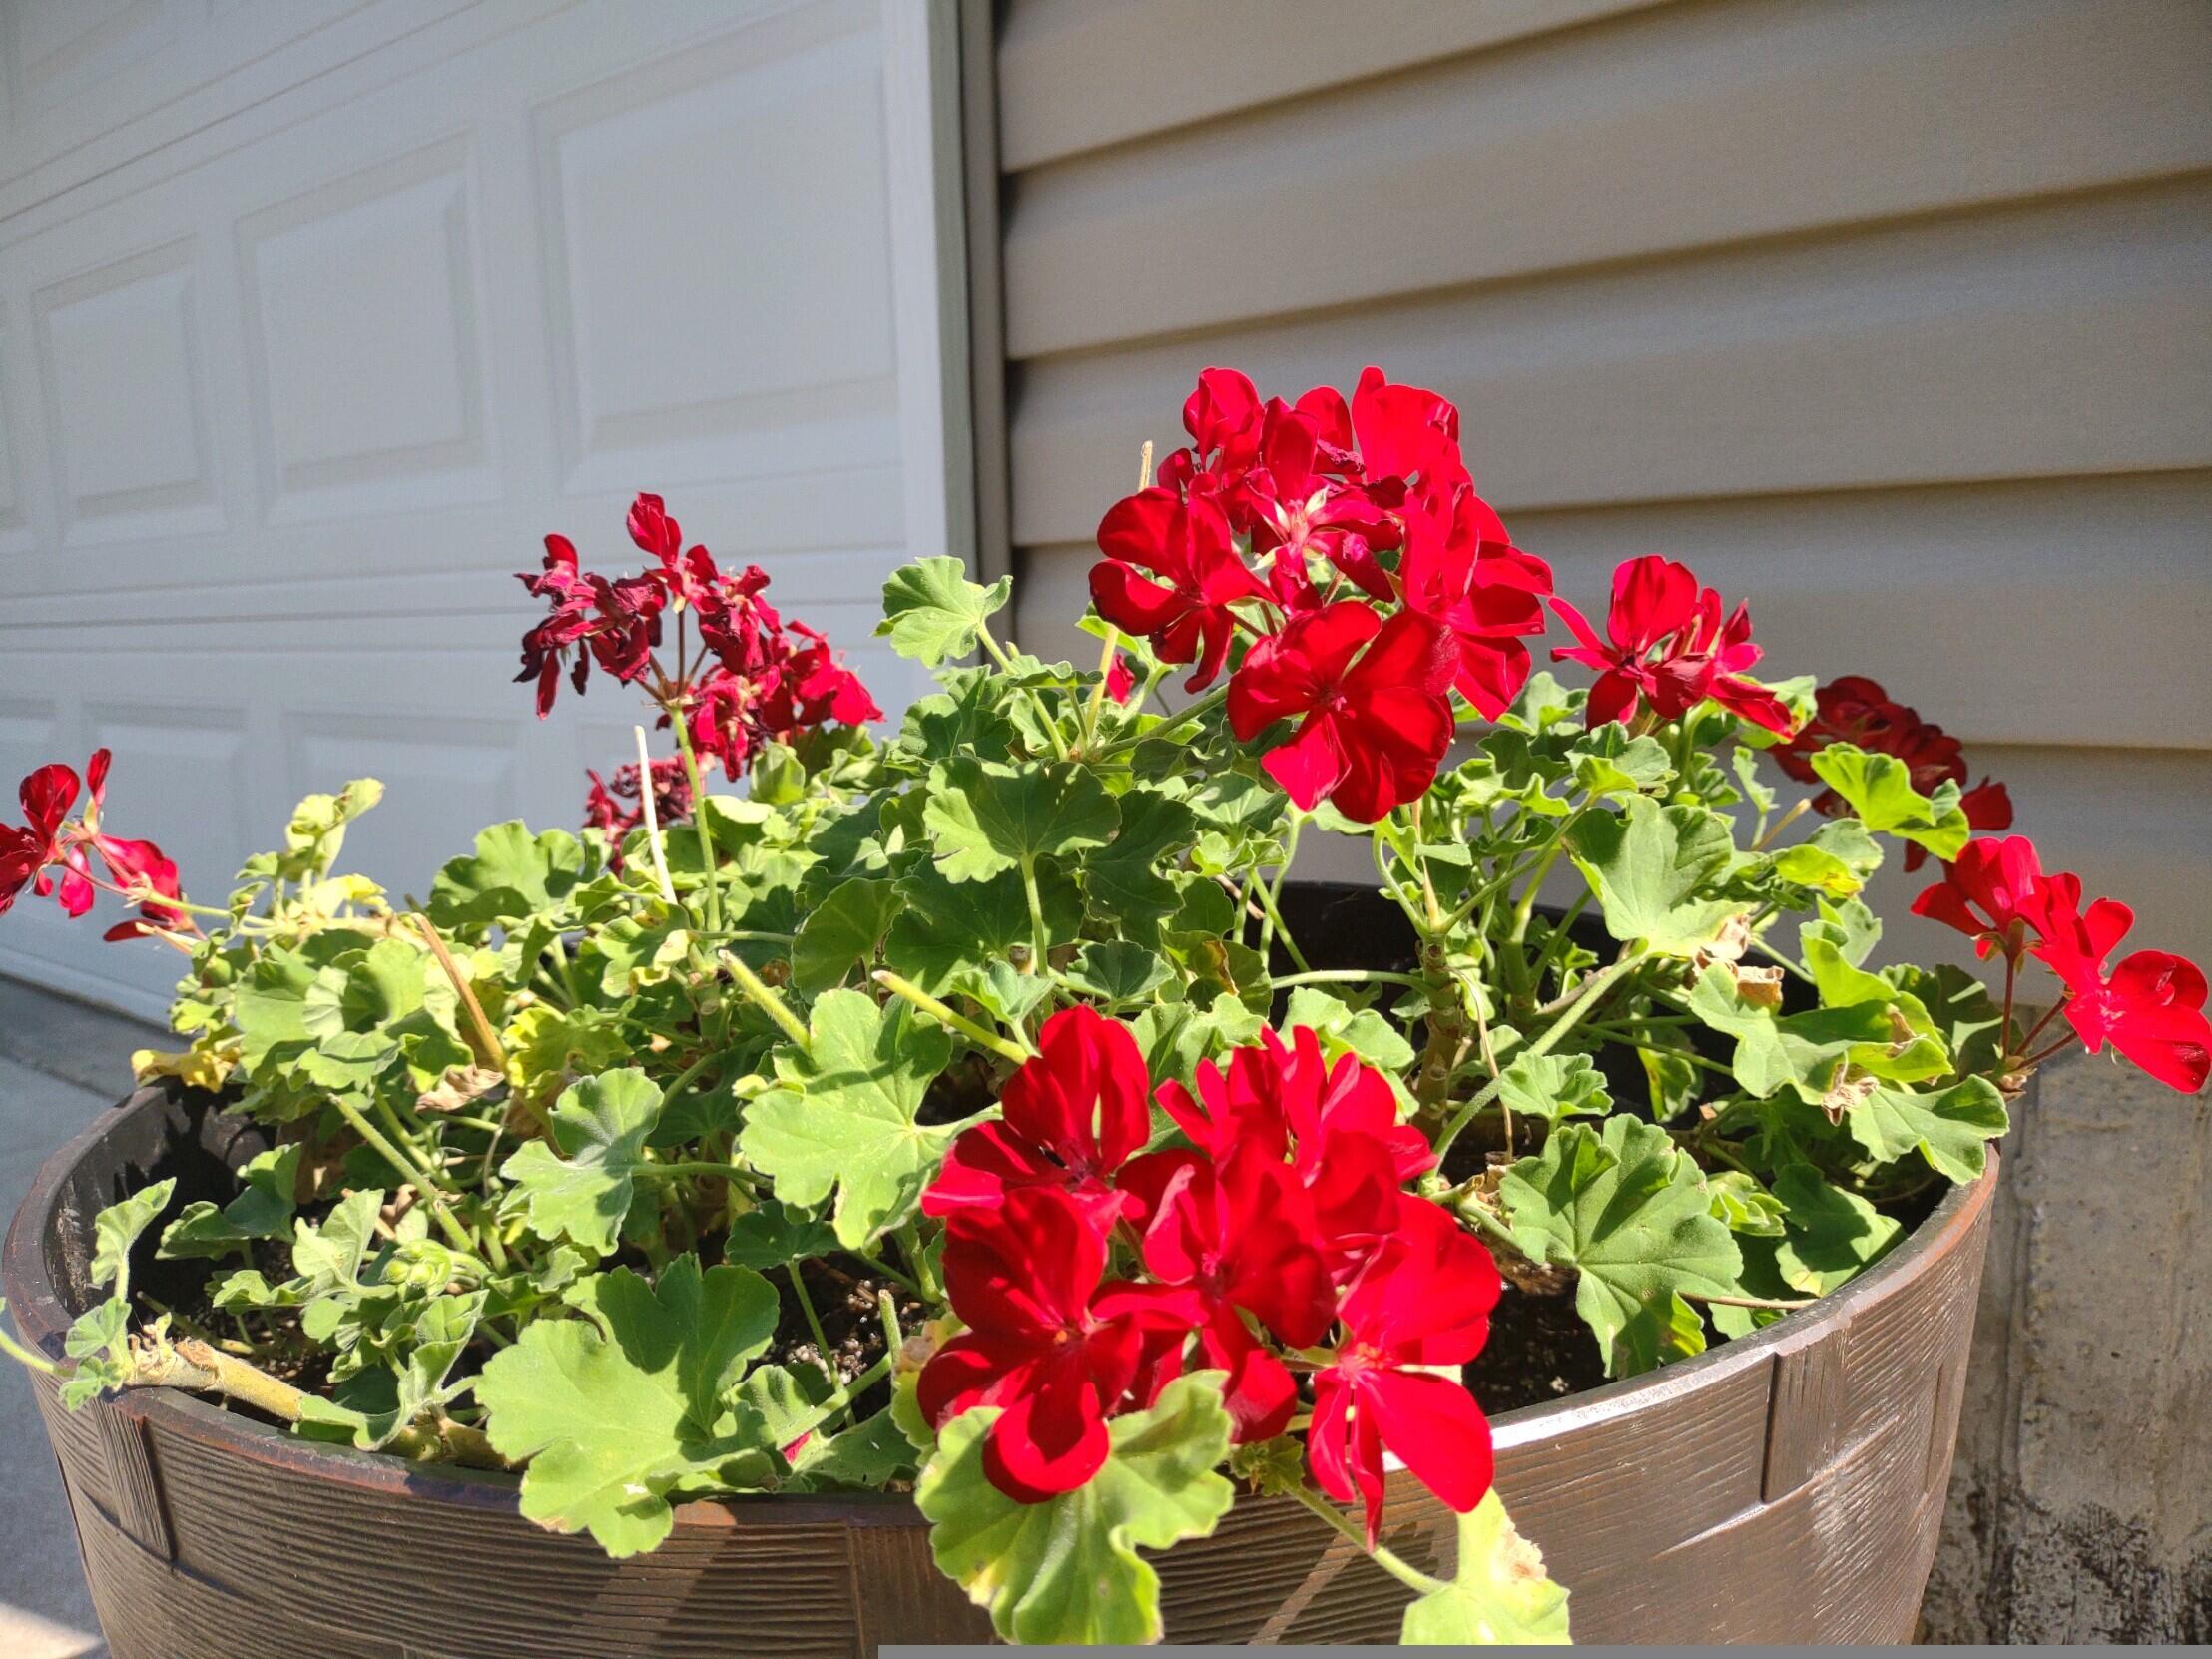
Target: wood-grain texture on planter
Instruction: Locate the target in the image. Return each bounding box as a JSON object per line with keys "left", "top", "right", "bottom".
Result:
{"left": 8, "top": 1084, "right": 1996, "bottom": 1654}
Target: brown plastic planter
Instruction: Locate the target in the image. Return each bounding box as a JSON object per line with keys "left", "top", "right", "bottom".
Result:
{"left": 7, "top": 1080, "right": 1996, "bottom": 1653}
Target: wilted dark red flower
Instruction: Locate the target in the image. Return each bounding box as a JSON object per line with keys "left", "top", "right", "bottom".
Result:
{"left": 1090, "top": 489, "right": 1269, "bottom": 691}
{"left": 1774, "top": 677, "right": 2011, "bottom": 870}
{"left": 1227, "top": 602, "right": 1457, "bottom": 821}
{"left": 917, "top": 1186, "right": 1202, "bottom": 1501}
{"left": 1551, "top": 555, "right": 1794, "bottom": 736}
{"left": 514, "top": 533, "right": 664, "bottom": 716}
{"left": 581, "top": 757, "right": 693, "bottom": 868}
{"left": 1309, "top": 1200, "right": 1501, "bottom": 1547}
{"left": 925, "top": 1006, "right": 1153, "bottom": 1224}
{"left": 0, "top": 753, "right": 184, "bottom": 938}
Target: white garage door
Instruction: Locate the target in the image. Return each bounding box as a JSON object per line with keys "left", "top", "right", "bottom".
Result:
{"left": 0, "top": 0, "right": 967, "bottom": 1020}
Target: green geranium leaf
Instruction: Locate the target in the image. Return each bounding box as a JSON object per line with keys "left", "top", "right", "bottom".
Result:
{"left": 1499, "top": 1117, "right": 1741, "bottom": 1377}
{"left": 877, "top": 556, "right": 1012, "bottom": 666}
{"left": 1282, "top": 988, "right": 1418, "bottom": 1073}
{"left": 90, "top": 1179, "right": 177, "bottom": 1294}
{"left": 1494, "top": 1051, "right": 1613, "bottom": 1124}
{"left": 1771, "top": 818, "right": 1884, "bottom": 897}
{"left": 1400, "top": 1489, "right": 1572, "bottom": 1645}
{"left": 290, "top": 1187, "right": 388, "bottom": 1343}
{"left": 1845, "top": 1076, "right": 2009, "bottom": 1182}
{"left": 898, "top": 667, "right": 1022, "bottom": 763}
{"left": 500, "top": 1068, "right": 665, "bottom": 1256}
{"left": 791, "top": 1407, "right": 918, "bottom": 1489}
{"left": 58, "top": 1298, "right": 134, "bottom": 1407}
{"left": 301, "top": 937, "right": 456, "bottom": 1048}
{"left": 724, "top": 1199, "right": 840, "bottom": 1269}
{"left": 1568, "top": 723, "right": 1674, "bottom": 797}
{"left": 1768, "top": 1165, "right": 1903, "bottom": 1294}
{"left": 1706, "top": 1170, "right": 1787, "bottom": 1237}
{"left": 1061, "top": 941, "right": 1170, "bottom": 1006}
{"left": 253, "top": 778, "right": 385, "bottom": 883}
{"left": 1731, "top": 747, "right": 1778, "bottom": 818}
{"left": 1807, "top": 744, "right": 1971, "bottom": 863}
{"left": 1566, "top": 797, "right": 1750, "bottom": 957}
{"left": 1083, "top": 788, "right": 1200, "bottom": 931}
{"left": 1687, "top": 963, "right": 1898, "bottom": 1104}
{"left": 916, "top": 1372, "right": 1236, "bottom": 1646}
{"left": 1892, "top": 963, "right": 2008, "bottom": 1081}
{"left": 792, "top": 877, "right": 899, "bottom": 994}
{"left": 885, "top": 860, "right": 1083, "bottom": 997}
{"left": 923, "top": 759, "right": 1117, "bottom": 883}
{"left": 738, "top": 990, "right": 955, "bottom": 1249}
{"left": 159, "top": 1145, "right": 302, "bottom": 1260}
{"left": 477, "top": 1256, "right": 780, "bottom": 1556}
{"left": 429, "top": 821, "right": 588, "bottom": 927}
{"left": 296, "top": 1290, "right": 485, "bottom": 1450}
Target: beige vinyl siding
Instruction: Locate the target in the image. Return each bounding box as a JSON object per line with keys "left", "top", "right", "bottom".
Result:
{"left": 993, "top": 0, "right": 2212, "bottom": 961}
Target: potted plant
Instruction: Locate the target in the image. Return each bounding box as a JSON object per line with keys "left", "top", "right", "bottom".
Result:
{"left": 3, "top": 366, "right": 2203, "bottom": 1653}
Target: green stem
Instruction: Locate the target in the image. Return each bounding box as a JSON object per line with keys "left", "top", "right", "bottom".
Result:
{"left": 1019, "top": 856, "right": 1049, "bottom": 977}
{"left": 639, "top": 1160, "right": 765, "bottom": 1189}
{"left": 1434, "top": 952, "right": 1647, "bottom": 1161}
{"left": 898, "top": 1222, "right": 942, "bottom": 1304}
{"left": 1098, "top": 684, "right": 1228, "bottom": 758}
{"left": 726, "top": 954, "right": 812, "bottom": 1049}
{"left": 786, "top": 1265, "right": 848, "bottom": 1420}
{"left": 874, "top": 971, "right": 1033, "bottom": 1065}
{"left": 781, "top": 1353, "right": 893, "bottom": 1447}
{"left": 668, "top": 716, "right": 724, "bottom": 933}
{"left": 978, "top": 622, "right": 1072, "bottom": 763}
{"left": 327, "top": 1094, "right": 478, "bottom": 1257}
{"left": 1287, "top": 1485, "right": 1447, "bottom": 1597}
{"left": 0, "top": 1302, "right": 56, "bottom": 1376}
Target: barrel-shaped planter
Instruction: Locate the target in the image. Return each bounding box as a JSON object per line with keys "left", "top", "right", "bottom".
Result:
{"left": 6, "top": 1078, "right": 1995, "bottom": 1654}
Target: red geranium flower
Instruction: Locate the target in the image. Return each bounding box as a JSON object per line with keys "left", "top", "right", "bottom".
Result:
{"left": 1240, "top": 398, "right": 1403, "bottom": 605}
{"left": 1551, "top": 555, "right": 1794, "bottom": 736}
{"left": 1227, "top": 602, "right": 1457, "bottom": 822}
{"left": 0, "top": 754, "right": 184, "bottom": 938}
{"left": 2030, "top": 890, "right": 2211, "bottom": 1093}
{"left": 1105, "top": 653, "right": 1138, "bottom": 704}
{"left": 1774, "top": 677, "right": 2011, "bottom": 870}
{"left": 582, "top": 757, "right": 693, "bottom": 869}
{"left": 1398, "top": 483, "right": 1553, "bottom": 719}
{"left": 917, "top": 1186, "right": 1202, "bottom": 1501}
{"left": 1090, "top": 489, "right": 1268, "bottom": 691}
{"left": 925, "top": 1005, "right": 1153, "bottom": 1224}
{"left": 758, "top": 623, "right": 881, "bottom": 734}
{"left": 1309, "top": 1200, "right": 1501, "bottom": 1548}
{"left": 1119, "top": 1144, "right": 1336, "bottom": 1441}
{"left": 1153, "top": 1025, "right": 1433, "bottom": 1273}
{"left": 1909, "top": 834, "right": 2055, "bottom": 961}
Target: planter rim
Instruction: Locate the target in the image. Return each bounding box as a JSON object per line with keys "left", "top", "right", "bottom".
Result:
{"left": 4, "top": 1082, "right": 1999, "bottom": 1533}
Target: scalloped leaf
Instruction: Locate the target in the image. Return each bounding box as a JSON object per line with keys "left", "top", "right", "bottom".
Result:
{"left": 915, "top": 1373, "right": 1236, "bottom": 1646}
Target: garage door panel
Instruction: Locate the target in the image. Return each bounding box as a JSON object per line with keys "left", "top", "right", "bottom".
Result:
{"left": 0, "top": 0, "right": 966, "bottom": 1016}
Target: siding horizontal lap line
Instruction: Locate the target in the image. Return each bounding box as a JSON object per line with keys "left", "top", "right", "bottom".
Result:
{"left": 998, "top": 0, "right": 2212, "bottom": 357}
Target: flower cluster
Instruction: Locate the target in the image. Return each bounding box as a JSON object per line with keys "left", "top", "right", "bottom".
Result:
{"left": 1915, "top": 835, "right": 2210, "bottom": 1092}
{"left": 916, "top": 1008, "right": 1499, "bottom": 1545}
{"left": 520, "top": 492, "right": 880, "bottom": 781}
{"left": 1551, "top": 554, "right": 1795, "bottom": 737}
{"left": 0, "top": 751, "right": 185, "bottom": 942}
{"left": 1089, "top": 369, "right": 1789, "bottom": 822}
{"left": 581, "top": 756, "right": 694, "bottom": 867}
{"left": 1774, "top": 676, "right": 2011, "bottom": 869}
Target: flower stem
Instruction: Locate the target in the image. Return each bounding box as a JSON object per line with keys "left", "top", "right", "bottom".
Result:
{"left": 726, "top": 953, "right": 811, "bottom": 1049}
{"left": 1286, "top": 1484, "right": 1447, "bottom": 1597}
{"left": 1099, "top": 684, "right": 1228, "bottom": 758}
{"left": 873, "top": 971, "right": 1032, "bottom": 1065}
{"left": 668, "top": 717, "right": 724, "bottom": 932}
{"left": 632, "top": 725, "right": 681, "bottom": 907}
{"left": 1270, "top": 968, "right": 1427, "bottom": 991}
{"left": 1434, "top": 951, "right": 1647, "bottom": 1161}
{"left": 1684, "top": 1289, "right": 1815, "bottom": 1311}
{"left": 978, "top": 622, "right": 1072, "bottom": 763}
{"left": 639, "top": 1160, "right": 765, "bottom": 1189}
{"left": 326, "top": 1094, "right": 478, "bottom": 1257}
{"left": 1019, "top": 855, "right": 1049, "bottom": 977}
{"left": 0, "top": 1302, "right": 56, "bottom": 1376}
{"left": 414, "top": 913, "right": 506, "bottom": 1072}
